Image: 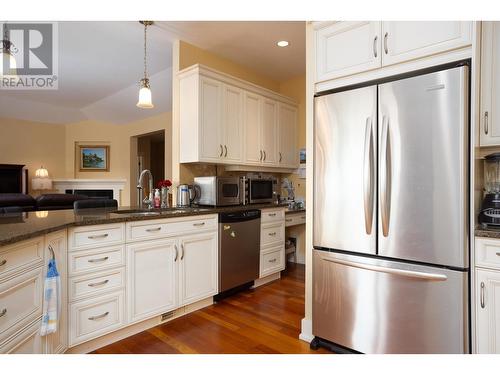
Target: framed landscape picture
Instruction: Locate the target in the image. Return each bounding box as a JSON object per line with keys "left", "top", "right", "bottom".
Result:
{"left": 78, "top": 145, "right": 110, "bottom": 171}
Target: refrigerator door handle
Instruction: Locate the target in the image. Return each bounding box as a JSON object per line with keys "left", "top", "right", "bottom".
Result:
{"left": 380, "top": 116, "right": 392, "bottom": 237}
{"left": 319, "top": 254, "right": 448, "bottom": 281}
{"left": 363, "top": 117, "right": 374, "bottom": 234}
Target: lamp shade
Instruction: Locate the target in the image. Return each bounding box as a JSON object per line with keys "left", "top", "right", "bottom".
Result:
{"left": 137, "top": 86, "right": 154, "bottom": 109}
{"left": 32, "top": 166, "right": 52, "bottom": 190}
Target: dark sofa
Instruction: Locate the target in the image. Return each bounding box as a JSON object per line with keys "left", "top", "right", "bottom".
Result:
{"left": 0, "top": 193, "right": 91, "bottom": 212}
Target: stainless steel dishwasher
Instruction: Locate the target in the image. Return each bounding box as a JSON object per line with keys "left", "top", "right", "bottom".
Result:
{"left": 216, "top": 209, "right": 261, "bottom": 299}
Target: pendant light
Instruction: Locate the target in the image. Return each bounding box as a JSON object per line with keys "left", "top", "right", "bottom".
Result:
{"left": 0, "top": 22, "right": 18, "bottom": 79}
{"left": 137, "top": 21, "right": 154, "bottom": 109}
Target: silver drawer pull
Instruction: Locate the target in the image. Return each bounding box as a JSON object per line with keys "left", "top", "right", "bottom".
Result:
{"left": 300, "top": 216, "right": 305, "bottom": 219}
{"left": 146, "top": 227, "right": 162, "bottom": 232}
{"left": 285, "top": 219, "right": 292, "bottom": 222}
{"left": 0, "top": 259, "right": 6, "bottom": 267}
{"left": 269, "top": 258, "right": 277, "bottom": 263}
{"left": 88, "top": 233, "right": 109, "bottom": 239}
{"left": 268, "top": 213, "right": 277, "bottom": 217}
{"left": 88, "top": 256, "right": 109, "bottom": 263}
{"left": 0, "top": 308, "right": 6, "bottom": 318}
{"left": 496, "top": 252, "right": 500, "bottom": 257}
{"left": 268, "top": 232, "right": 277, "bottom": 236}
{"left": 193, "top": 222, "right": 205, "bottom": 227}
{"left": 88, "top": 279, "right": 109, "bottom": 287}
{"left": 88, "top": 311, "right": 109, "bottom": 321}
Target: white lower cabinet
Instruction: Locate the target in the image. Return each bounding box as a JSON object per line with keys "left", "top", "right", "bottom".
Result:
{"left": 69, "top": 291, "right": 125, "bottom": 346}
{"left": 476, "top": 268, "right": 500, "bottom": 353}
{"left": 259, "top": 208, "right": 286, "bottom": 279}
{"left": 179, "top": 232, "right": 218, "bottom": 306}
{"left": 127, "top": 239, "right": 177, "bottom": 324}
{"left": 2, "top": 319, "right": 43, "bottom": 354}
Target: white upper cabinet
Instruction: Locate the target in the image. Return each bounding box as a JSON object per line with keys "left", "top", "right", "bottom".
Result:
{"left": 278, "top": 103, "right": 298, "bottom": 168}
{"left": 261, "top": 98, "right": 279, "bottom": 165}
{"left": 381, "top": 21, "right": 472, "bottom": 66}
{"left": 222, "top": 84, "right": 244, "bottom": 162}
{"left": 243, "top": 91, "right": 263, "bottom": 165}
{"left": 179, "top": 65, "right": 298, "bottom": 169}
{"left": 314, "top": 21, "right": 472, "bottom": 83}
{"left": 315, "top": 21, "right": 381, "bottom": 82}
{"left": 480, "top": 22, "right": 500, "bottom": 146}
{"left": 199, "top": 76, "right": 223, "bottom": 162}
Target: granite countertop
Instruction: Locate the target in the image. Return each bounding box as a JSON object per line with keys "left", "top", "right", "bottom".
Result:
{"left": 0, "top": 203, "right": 295, "bottom": 247}
{"left": 475, "top": 225, "right": 500, "bottom": 239}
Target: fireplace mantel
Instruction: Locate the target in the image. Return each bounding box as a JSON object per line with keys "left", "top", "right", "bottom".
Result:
{"left": 52, "top": 179, "right": 127, "bottom": 206}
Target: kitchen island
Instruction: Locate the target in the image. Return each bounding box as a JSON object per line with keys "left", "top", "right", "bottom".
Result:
{"left": 0, "top": 204, "right": 288, "bottom": 354}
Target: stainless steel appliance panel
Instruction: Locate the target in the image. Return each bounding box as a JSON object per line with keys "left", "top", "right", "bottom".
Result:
{"left": 218, "top": 211, "right": 261, "bottom": 292}
{"left": 378, "top": 66, "right": 469, "bottom": 268}
{"left": 247, "top": 178, "right": 276, "bottom": 204}
{"left": 314, "top": 86, "right": 377, "bottom": 254}
{"left": 194, "top": 176, "right": 241, "bottom": 206}
{"left": 312, "top": 250, "right": 469, "bottom": 353}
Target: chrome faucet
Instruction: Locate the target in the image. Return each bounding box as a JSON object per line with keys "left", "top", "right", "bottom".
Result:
{"left": 137, "top": 169, "right": 154, "bottom": 209}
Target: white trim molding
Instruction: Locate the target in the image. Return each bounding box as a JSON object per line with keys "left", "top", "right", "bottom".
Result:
{"left": 299, "top": 317, "right": 314, "bottom": 343}
{"left": 52, "top": 179, "right": 127, "bottom": 206}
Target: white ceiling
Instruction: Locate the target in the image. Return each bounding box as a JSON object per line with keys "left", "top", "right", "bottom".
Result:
{"left": 158, "top": 21, "right": 305, "bottom": 82}
{"left": 0, "top": 21, "right": 305, "bottom": 125}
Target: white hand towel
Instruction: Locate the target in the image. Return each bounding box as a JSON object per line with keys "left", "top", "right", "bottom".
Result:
{"left": 40, "top": 258, "right": 61, "bottom": 336}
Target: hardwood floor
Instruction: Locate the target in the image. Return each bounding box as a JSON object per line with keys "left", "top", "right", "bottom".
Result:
{"left": 93, "top": 263, "right": 328, "bottom": 354}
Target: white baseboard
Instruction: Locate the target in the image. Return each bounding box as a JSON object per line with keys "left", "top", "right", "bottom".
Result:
{"left": 299, "top": 317, "right": 314, "bottom": 343}
{"left": 252, "top": 272, "right": 280, "bottom": 288}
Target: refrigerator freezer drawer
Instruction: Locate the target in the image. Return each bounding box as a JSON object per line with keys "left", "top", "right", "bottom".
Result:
{"left": 312, "top": 250, "right": 469, "bottom": 353}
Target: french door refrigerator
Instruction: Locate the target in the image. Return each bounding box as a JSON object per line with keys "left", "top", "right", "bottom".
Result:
{"left": 313, "top": 64, "right": 470, "bottom": 354}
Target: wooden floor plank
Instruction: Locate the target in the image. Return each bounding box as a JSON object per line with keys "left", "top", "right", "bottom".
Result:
{"left": 92, "top": 263, "right": 328, "bottom": 354}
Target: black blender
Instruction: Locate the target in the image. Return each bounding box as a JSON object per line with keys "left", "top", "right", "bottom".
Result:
{"left": 479, "top": 152, "right": 500, "bottom": 227}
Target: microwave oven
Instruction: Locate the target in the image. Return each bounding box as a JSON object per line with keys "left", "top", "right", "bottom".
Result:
{"left": 242, "top": 176, "right": 277, "bottom": 205}
{"left": 193, "top": 176, "right": 242, "bottom": 206}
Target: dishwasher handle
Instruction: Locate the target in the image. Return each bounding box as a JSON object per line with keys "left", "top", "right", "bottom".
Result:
{"left": 219, "top": 210, "right": 261, "bottom": 223}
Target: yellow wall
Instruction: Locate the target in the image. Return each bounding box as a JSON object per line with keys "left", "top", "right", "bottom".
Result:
{"left": 279, "top": 74, "right": 306, "bottom": 200}
{"left": 179, "top": 41, "right": 280, "bottom": 92}
{"left": 0, "top": 117, "right": 66, "bottom": 193}
{"left": 64, "top": 112, "right": 172, "bottom": 206}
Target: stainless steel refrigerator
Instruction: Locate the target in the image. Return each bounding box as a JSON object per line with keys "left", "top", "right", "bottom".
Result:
{"left": 312, "top": 64, "right": 470, "bottom": 354}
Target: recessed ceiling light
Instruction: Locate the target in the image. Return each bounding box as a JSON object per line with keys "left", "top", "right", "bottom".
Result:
{"left": 277, "top": 40, "right": 289, "bottom": 47}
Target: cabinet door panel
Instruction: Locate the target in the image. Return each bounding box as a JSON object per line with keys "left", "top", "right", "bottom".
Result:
{"left": 278, "top": 103, "right": 298, "bottom": 167}
{"left": 199, "top": 76, "right": 223, "bottom": 161}
{"left": 480, "top": 22, "right": 500, "bottom": 146}
{"left": 476, "top": 268, "right": 500, "bottom": 353}
{"left": 179, "top": 232, "right": 218, "bottom": 306}
{"left": 381, "top": 21, "right": 472, "bottom": 66}
{"left": 243, "top": 92, "right": 263, "bottom": 164}
{"left": 127, "top": 239, "right": 177, "bottom": 323}
{"left": 262, "top": 98, "right": 278, "bottom": 165}
{"left": 222, "top": 84, "right": 243, "bottom": 163}
{"left": 315, "top": 21, "right": 381, "bottom": 82}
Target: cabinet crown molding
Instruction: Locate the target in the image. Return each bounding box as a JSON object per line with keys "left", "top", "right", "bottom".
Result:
{"left": 178, "top": 64, "right": 297, "bottom": 106}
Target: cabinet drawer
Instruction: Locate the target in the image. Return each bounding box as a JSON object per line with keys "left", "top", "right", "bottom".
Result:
{"left": 68, "top": 223, "right": 125, "bottom": 251}
{"left": 0, "top": 238, "right": 44, "bottom": 281}
{"left": 69, "top": 291, "right": 125, "bottom": 346}
{"left": 69, "top": 267, "right": 125, "bottom": 302}
{"left": 260, "top": 246, "right": 285, "bottom": 278}
{"left": 261, "top": 222, "right": 285, "bottom": 248}
{"left": 476, "top": 238, "right": 500, "bottom": 270}
{"left": 285, "top": 212, "right": 306, "bottom": 227}
{"left": 68, "top": 245, "right": 125, "bottom": 276}
{"left": 261, "top": 208, "right": 285, "bottom": 223}
{"left": 126, "top": 215, "right": 217, "bottom": 242}
{"left": 0, "top": 319, "right": 43, "bottom": 354}
{"left": 0, "top": 268, "right": 43, "bottom": 344}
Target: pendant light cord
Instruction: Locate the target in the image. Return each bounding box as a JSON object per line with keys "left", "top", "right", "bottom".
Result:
{"left": 143, "top": 23, "right": 148, "bottom": 79}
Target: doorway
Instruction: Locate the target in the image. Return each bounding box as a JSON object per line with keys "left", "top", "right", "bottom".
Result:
{"left": 131, "top": 130, "right": 165, "bottom": 205}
